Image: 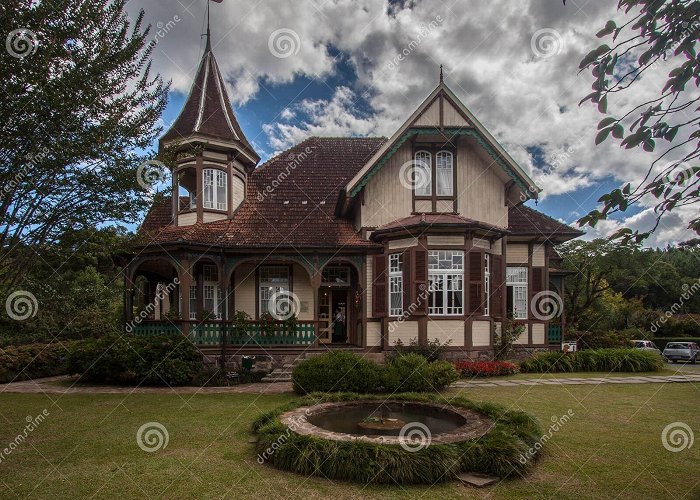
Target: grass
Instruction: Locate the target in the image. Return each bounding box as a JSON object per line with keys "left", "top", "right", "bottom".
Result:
{"left": 0, "top": 381, "right": 698, "bottom": 499}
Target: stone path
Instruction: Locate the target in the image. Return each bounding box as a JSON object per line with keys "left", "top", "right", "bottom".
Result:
{"left": 451, "top": 373, "right": 700, "bottom": 388}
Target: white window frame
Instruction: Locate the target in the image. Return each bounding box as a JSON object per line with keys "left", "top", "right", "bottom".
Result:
{"left": 203, "top": 168, "right": 228, "bottom": 211}
{"left": 414, "top": 150, "right": 432, "bottom": 196}
{"left": 436, "top": 150, "right": 453, "bottom": 196}
{"left": 484, "top": 254, "right": 490, "bottom": 316}
{"left": 190, "top": 264, "right": 224, "bottom": 320}
{"left": 388, "top": 253, "right": 403, "bottom": 317}
{"left": 506, "top": 267, "right": 528, "bottom": 320}
{"left": 428, "top": 250, "right": 464, "bottom": 316}
{"left": 259, "top": 266, "right": 290, "bottom": 317}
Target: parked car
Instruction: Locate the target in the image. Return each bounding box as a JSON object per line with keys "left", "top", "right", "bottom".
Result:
{"left": 662, "top": 342, "right": 700, "bottom": 364}
{"left": 632, "top": 340, "right": 660, "bottom": 354}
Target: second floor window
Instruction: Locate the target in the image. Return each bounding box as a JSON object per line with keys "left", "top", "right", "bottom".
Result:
{"left": 203, "top": 168, "right": 228, "bottom": 211}
{"left": 414, "top": 151, "right": 432, "bottom": 196}
{"left": 413, "top": 150, "right": 454, "bottom": 198}
{"left": 436, "top": 151, "right": 453, "bottom": 196}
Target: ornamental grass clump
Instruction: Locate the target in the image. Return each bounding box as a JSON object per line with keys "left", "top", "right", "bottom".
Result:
{"left": 519, "top": 348, "right": 664, "bottom": 373}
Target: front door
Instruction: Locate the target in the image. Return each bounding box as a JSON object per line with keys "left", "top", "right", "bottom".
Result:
{"left": 318, "top": 287, "right": 350, "bottom": 344}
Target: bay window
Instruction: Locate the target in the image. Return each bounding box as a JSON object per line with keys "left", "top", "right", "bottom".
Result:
{"left": 388, "top": 253, "right": 403, "bottom": 316}
{"left": 203, "top": 168, "right": 228, "bottom": 211}
{"left": 259, "top": 266, "right": 289, "bottom": 317}
{"left": 428, "top": 250, "right": 463, "bottom": 315}
{"left": 506, "top": 267, "right": 528, "bottom": 320}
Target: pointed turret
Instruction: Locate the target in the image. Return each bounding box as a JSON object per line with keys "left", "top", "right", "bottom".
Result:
{"left": 160, "top": 37, "right": 259, "bottom": 166}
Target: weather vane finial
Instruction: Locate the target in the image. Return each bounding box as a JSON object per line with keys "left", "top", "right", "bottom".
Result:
{"left": 439, "top": 64, "right": 443, "bottom": 84}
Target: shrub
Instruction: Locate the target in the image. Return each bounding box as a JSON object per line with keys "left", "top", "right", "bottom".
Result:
{"left": 391, "top": 337, "right": 451, "bottom": 362}
{"left": 567, "top": 329, "right": 643, "bottom": 349}
{"left": 652, "top": 317, "right": 700, "bottom": 338}
{"left": 455, "top": 360, "right": 518, "bottom": 377}
{"left": 292, "top": 352, "right": 458, "bottom": 394}
{"left": 292, "top": 351, "right": 381, "bottom": 394}
{"left": 0, "top": 342, "right": 70, "bottom": 383}
{"left": 252, "top": 393, "right": 542, "bottom": 484}
{"left": 493, "top": 317, "right": 526, "bottom": 360}
{"left": 67, "top": 335, "right": 203, "bottom": 386}
{"left": 519, "top": 348, "right": 664, "bottom": 373}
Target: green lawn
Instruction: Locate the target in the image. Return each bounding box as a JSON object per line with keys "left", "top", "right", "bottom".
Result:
{"left": 0, "top": 382, "right": 698, "bottom": 499}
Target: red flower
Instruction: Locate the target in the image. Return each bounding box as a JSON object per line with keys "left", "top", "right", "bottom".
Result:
{"left": 453, "top": 360, "right": 518, "bottom": 377}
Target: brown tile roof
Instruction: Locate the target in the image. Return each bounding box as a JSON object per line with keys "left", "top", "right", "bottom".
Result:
{"left": 139, "top": 137, "right": 387, "bottom": 249}
{"left": 160, "top": 43, "right": 259, "bottom": 163}
{"left": 371, "top": 213, "right": 507, "bottom": 239}
{"left": 508, "top": 204, "right": 584, "bottom": 241}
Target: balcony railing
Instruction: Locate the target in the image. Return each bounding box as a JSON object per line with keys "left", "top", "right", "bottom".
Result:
{"left": 131, "top": 320, "right": 317, "bottom": 346}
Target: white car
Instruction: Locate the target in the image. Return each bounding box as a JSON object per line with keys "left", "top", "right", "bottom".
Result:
{"left": 633, "top": 340, "right": 660, "bottom": 354}
{"left": 662, "top": 342, "right": 699, "bottom": 364}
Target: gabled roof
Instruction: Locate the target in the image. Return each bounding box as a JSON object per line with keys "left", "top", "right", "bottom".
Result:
{"left": 371, "top": 213, "right": 508, "bottom": 240}
{"left": 139, "top": 137, "right": 386, "bottom": 249}
{"left": 344, "top": 81, "right": 539, "bottom": 200}
{"left": 160, "top": 38, "right": 260, "bottom": 164}
{"left": 508, "top": 204, "right": 584, "bottom": 242}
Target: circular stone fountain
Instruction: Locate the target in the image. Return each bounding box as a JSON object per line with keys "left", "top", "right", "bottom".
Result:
{"left": 280, "top": 400, "right": 494, "bottom": 444}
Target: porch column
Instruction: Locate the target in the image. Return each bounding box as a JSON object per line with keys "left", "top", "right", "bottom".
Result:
{"left": 196, "top": 261, "right": 204, "bottom": 321}
{"left": 219, "top": 256, "right": 229, "bottom": 367}
{"left": 124, "top": 267, "right": 135, "bottom": 329}
{"left": 179, "top": 258, "right": 192, "bottom": 337}
{"left": 312, "top": 257, "right": 321, "bottom": 347}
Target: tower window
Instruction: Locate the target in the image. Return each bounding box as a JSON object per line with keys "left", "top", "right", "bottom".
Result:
{"left": 203, "top": 168, "right": 228, "bottom": 211}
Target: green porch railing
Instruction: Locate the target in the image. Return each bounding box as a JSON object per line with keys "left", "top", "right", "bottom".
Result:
{"left": 132, "top": 321, "right": 316, "bottom": 346}
{"left": 548, "top": 324, "right": 562, "bottom": 343}
{"left": 132, "top": 323, "right": 182, "bottom": 337}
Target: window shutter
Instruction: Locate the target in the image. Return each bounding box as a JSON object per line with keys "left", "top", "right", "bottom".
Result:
{"left": 402, "top": 249, "right": 412, "bottom": 314}
{"left": 372, "top": 254, "right": 387, "bottom": 317}
{"left": 468, "top": 250, "right": 484, "bottom": 315}
{"left": 530, "top": 266, "right": 545, "bottom": 319}
{"left": 411, "top": 248, "right": 428, "bottom": 316}
{"left": 491, "top": 255, "right": 504, "bottom": 319}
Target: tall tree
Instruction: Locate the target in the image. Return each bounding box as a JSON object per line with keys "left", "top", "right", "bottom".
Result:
{"left": 577, "top": 0, "right": 700, "bottom": 243}
{"left": 0, "top": 0, "right": 168, "bottom": 289}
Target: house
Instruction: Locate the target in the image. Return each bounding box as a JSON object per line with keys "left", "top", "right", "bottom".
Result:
{"left": 125, "top": 33, "right": 582, "bottom": 363}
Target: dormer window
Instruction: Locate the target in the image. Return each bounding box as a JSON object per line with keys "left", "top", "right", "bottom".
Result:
{"left": 203, "top": 168, "right": 227, "bottom": 211}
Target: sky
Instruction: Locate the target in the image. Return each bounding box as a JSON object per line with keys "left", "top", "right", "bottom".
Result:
{"left": 127, "top": 0, "right": 697, "bottom": 247}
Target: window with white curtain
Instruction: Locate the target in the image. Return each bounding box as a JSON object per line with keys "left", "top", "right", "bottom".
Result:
{"left": 506, "top": 267, "right": 528, "bottom": 320}
{"left": 203, "top": 168, "right": 228, "bottom": 211}
{"left": 428, "top": 250, "right": 463, "bottom": 315}
{"left": 259, "top": 266, "right": 289, "bottom": 317}
{"left": 389, "top": 253, "right": 403, "bottom": 316}
{"left": 436, "top": 151, "right": 453, "bottom": 196}
{"left": 414, "top": 151, "right": 432, "bottom": 196}
{"left": 189, "top": 265, "right": 224, "bottom": 320}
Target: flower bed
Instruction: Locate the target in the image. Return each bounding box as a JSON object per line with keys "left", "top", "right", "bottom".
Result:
{"left": 454, "top": 360, "right": 518, "bottom": 377}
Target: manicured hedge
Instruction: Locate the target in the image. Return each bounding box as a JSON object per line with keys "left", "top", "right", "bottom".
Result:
{"left": 67, "top": 335, "right": 203, "bottom": 386}
{"left": 519, "top": 348, "right": 664, "bottom": 373}
{"left": 252, "top": 392, "right": 543, "bottom": 484}
{"left": 292, "top": 351, "right": 458, "bottom": 395}
{"left": 0, "top": 342, "right": 69, "bottom": 384}
{"left": 455, "top": 360, "right": 519, "bottom": 377}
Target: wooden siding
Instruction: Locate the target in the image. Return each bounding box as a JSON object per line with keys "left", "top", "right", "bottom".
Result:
{"left": 532, "top": 244, "right": 546, "bottom": 267}
{"left": 178, "top": 212, "right": 197, "bottom": 226}
{"left": 436, "top": 200, "right": 453, "bottom": 213}
{"left": 234, "top": 263, "right": 256, "bottom": 317}
{"left": 231, "top": 175, "right": 245, "bottom": 212}
{"left": 387, "top": 320, "right": 419, "bottom": 345}
{"left": 366, "top": 322, "right": 381, "bottom": 347}
{"left": 532, "top": 323, "right": 545, "bottom": 344}
{"left": 472, "top": 238, "right": 490, "bottom": 250}
{"left": 514, "top": 325, "right": 529, "bottom": 344}
{"left": 203, "top": 212, "right": 226, "bottom": 223}
{"left": 361, "top": 143, "right": 413, "bottom": 228}
{"left": 427, "top": 320, "right": 465, "bottom": 346}
{"left": 413, "top": 99, "right": 440, "bottom": 126}
{"left": 293, "top": 264, "right": 314, "bottom": 321}
{"left": 427, "top": 235, "right": 464, "bottom": 246}
{"left": 472, "top": 320, "right": 491, "bottom": 346}
{"left": 443, "top": 99, "right": 470, "bottom": 127}
{"left": 456, "top": 137, "right": 508, "bottom": 226}
{"left": 388, "top": 237, "right": 418, "bottom": 250}
{"left": 415, "top": 199, "right": 432, "bottom": 212}
{"left": 491, "top": 238, "right": 503, "bottom": 255}
{"left": 506, "top": 243, "right": 529, "bottom": 264}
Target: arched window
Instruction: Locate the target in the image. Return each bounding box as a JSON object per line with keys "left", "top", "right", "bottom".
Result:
{"left": 436, "top": 151, "right": 453, "bottom": 196}
{"left": 203, "top": 168, "right": 228, "bottom": 210}
{"left": 414, "top": 151, "right": 432, "bottom": 196}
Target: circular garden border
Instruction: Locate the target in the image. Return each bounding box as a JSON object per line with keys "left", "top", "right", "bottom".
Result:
{"left": 251, "top": 393, "right": 543, "bottom": 485}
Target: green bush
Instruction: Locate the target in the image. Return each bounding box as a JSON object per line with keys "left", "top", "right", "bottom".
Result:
{"left": 568, "top": 329, "right": 645, "bottom": 349}
{"left": 252, "top": 393, "right": 542, "bottom": 484}
{"left": 292, "top": 352, "right": 458, "bottom": 394}
{"left": 391, "top": 337, "right": 451, "bottom": 362}
{"left": 652, "top": 317, "right": 700, "bottom": 338}
{"left": 519, "top": 348, "right": 664, "bottom": 373}
{"left": 0, "top": 342, "right": 70, "bottom": 383}
{"left": 67, "top": 335, "right": 203, "bottom": 386}
{"left": 292, "top": 351, "right": 382, "bottom": 394}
